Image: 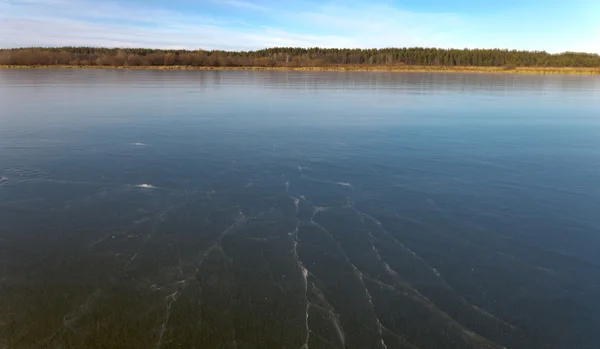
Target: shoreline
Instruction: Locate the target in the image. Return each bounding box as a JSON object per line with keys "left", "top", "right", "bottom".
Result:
{"left": 1, "top": 64, "right": 599, "bottom": 75}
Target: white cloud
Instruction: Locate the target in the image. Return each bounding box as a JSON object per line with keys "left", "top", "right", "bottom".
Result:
{"left": 285, "top": 4, "right": 471, "bottom": 49}
{"left": 0, "top": 14, "right": 355, "bottom": 50}
{"left": 0, "top": 0, "right": 598, "bottom": 53}
{"left": 0, "top": 0, "right": 469, "bottom": 49}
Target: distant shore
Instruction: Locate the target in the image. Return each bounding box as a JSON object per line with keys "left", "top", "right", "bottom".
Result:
{"left": 2, "top": 65, "right": 599, "bottom": 75}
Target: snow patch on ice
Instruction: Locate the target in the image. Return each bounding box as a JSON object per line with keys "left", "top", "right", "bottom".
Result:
{"left": 135, "top": 184, "right": 156, "bottom": 189}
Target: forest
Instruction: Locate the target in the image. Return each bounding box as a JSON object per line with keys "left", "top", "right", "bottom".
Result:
{"left": 1, "top": 47, "right": 599, "bottom": 68}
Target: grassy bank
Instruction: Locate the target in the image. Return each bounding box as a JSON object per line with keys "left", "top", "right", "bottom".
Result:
{"left": 1, "top": 64, "right": 599, "bottom": 75}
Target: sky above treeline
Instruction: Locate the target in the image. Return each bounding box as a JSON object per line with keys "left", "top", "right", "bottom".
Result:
{"left": 1, "top": 0, "right": 599, "bottom": 53}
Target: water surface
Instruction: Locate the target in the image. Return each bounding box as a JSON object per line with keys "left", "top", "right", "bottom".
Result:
{"left": 1, "top": 69, "right": 600, "bottom": 349}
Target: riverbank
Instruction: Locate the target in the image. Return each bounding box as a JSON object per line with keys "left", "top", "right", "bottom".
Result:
{"left": 1, "top": 64, "right": 599, "bottom": 75}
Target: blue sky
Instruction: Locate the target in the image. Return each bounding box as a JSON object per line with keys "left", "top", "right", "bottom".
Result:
{"left": 1, "top": 0, "right": 598, "bottom": 53}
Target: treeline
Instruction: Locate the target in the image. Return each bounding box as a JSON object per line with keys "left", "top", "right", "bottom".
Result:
{"left": 1, "top": 47, "right": 599, "bottom": 67}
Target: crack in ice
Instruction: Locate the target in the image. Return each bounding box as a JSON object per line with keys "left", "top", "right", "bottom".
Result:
{"left": 43, "top": 288, "right": 103, "bottom": 346}
{"left": 156, "top": 290, "right": 181, "bottom": 349}
{"left": 289, "top": 221, "right": 310, "bottom": 349}
{"left": 309, "top": 217, "right": 389, "bottom": 348}
{"left": 310, "top": 283, "right": 345, "bottom": 348}
{"left": 361, "top": 213, "right": 522, "bottom": 344}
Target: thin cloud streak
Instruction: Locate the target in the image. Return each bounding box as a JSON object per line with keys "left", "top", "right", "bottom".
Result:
{"left": 216, "top": 0, "right": 270, "bottom": 12}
